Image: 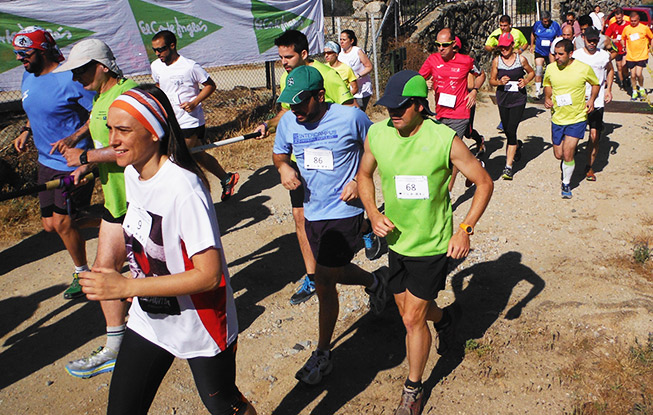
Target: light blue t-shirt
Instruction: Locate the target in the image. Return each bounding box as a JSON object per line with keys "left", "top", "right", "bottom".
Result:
{"left": 21, "top": 69, "right": 95, "bottom": 171}
{"left": 532, "top": 20, "right": 562, "bottom": 56}
{"left": 274, "top": 104, "right": 372, "bottom": 221}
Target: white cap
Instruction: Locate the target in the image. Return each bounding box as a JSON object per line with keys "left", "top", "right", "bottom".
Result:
{"left": 54, "top": 38, "right": 122, "bottom": 77}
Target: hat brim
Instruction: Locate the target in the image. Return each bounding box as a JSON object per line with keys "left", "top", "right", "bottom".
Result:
{"left": 53, "top": 55, "right": 93, "bottom": 73}
{"left": 277, "top": 89, "right": 314, "bottom": 105}
{"left": 375, "top": 94, "right": 412, "bottom": 109}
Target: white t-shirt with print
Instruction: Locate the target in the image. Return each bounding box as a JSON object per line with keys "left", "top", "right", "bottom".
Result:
{"left": 151, "top": 55, "right": 209, "bottom": 129}
{"left": 123, "top": 160, "right": 238, "bottom": 358}
{"left": 572, "top": 48, "right": 610, "bottom": 108}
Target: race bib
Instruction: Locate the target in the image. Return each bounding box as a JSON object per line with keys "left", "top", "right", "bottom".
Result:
{"left": 304, "top": 148, "right": 334, "bottom": 170}
{"left": 616, "top": 34, "right": 622, "bottom": 41}
{"left": 555, "top": 93, "right": 573, "bottom": 107}
{"left": 630, "top": 33, "right": 640, "bottom": 41}
{"left": 541, "top": 39, "right": 551, "bottom": 46}
{"left": 395, "top": 175, "right": 429, "bottom": 199}
{"left": 123, "top": 205, "right": 152, "bottom": 248}
{"left": 438, "top": 93, "right": 457, "bottom": 108}
{"left": 505, "top": 81, "right": 520, "bottom": 92}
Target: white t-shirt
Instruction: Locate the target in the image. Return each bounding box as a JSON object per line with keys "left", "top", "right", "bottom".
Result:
{"left": 573, "top": 48, "right": 610, "bottom": 108}
{"left": 339, "top": 46, "right": 372, "bottom": 98}
{"left": 590, "top": 11, "right": 604, "bottom": 30}
{"left": 123, "top": 160, "right": 238, "bottom": 359}
{"left": 151, "top": 56, "right": 209, "bottom": 129}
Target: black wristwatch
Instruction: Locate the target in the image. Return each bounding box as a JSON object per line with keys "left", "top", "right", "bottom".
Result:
{"left": 79, "top": 149, "right": 89, "bottom": 165}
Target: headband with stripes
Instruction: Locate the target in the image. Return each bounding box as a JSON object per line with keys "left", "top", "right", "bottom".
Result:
{"left": 110, "top": 88, "right": 168, "bottom": 139}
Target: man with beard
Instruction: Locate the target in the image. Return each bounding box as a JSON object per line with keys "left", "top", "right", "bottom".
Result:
{"left": 572, "top": 27, "right": 614, "bottom": 182}
{"left": 12, "top": 26, "right": 95, "bottom": 300}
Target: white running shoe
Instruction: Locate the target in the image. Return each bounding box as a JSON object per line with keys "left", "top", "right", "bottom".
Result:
{"left": 65, "top": 346, "right": 117, "bottom": 379}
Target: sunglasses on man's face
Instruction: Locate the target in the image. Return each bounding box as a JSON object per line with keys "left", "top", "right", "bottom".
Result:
{"left": 72, "top": 61, "right": 97, "bottom": 77}
{"left": 14, "top": 49, "right": 37, "bottom": 59}
{"left": 434, "top": 41, "right": 455, "bottom": 48}
{"left": 152, "top": 45, "right": 169, "bottom": 53}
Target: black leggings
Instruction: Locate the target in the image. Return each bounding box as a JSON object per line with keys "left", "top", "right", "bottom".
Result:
{"left": 498, "top": 104, "right": 525, "bottom": 146}
{"left": 108, "top": 328, "right": 247, "bottom": 415}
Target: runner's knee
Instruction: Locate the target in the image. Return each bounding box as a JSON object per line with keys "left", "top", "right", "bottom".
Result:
{"left": 535, "top": 65, "right": 544, "bottom": 77}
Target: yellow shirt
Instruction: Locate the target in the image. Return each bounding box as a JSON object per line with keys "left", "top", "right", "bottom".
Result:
{"left": 543, "top": 60, "right": 599, "bottom": 125}
{"left": 622, "top": 23, "right": 653, "bottom": 62}
{"left": 330, "top": 62, "right": 357, "bottom": 90}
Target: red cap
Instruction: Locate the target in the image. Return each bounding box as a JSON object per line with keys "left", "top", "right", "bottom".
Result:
{"left": 12, "top": 26, "right": 64, "bottom": 62}
{"left": 498, "top": 32, "right": 514, "bottom": 47}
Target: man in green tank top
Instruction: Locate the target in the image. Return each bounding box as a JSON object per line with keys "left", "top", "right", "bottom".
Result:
{"left": 358, "top": 70, "right": 493, "bottom": 415}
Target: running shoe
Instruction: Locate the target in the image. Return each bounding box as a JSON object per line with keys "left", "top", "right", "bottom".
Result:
{"left": 366, "top": 267, "right": 388, "bottom": 315}
{"left": 502, "top": 166, "right": 513, "bottom": 180}
{"left": 561, "top": 183, "right": 572, "bottom": 199}
{"left": 63, "top": 272, "right": 84, "bottom": 300}
{"left": 394, "top": 385, "right": 423, "bottom": 415}
{"left": 631, "top": 90, "right": 639, "bottom": 101}
{"left": 639, "top": 87, "right": 647, "bottom": 101}
{"left": 514, "top": 140, "right": 523, "bottom": 163}
{"left": 362, "top": 229, "right": 382, "bottom": 261}
{"left": 289, "top": 275, "right": 316, "bottom": 305}
{"left": 295, "top": 349, "right": 332, "bottom": 385}
{"left": 220, "top": 172, "right": 240, "bottom": 201}
{"left": 585, "top": 166, "right": 596, "bottom": 182}
{"left": 497, "top": 122, "right": 504, "bottom": 133}
{"left": 434, "top": 308, "right": 456, "bottom": 355}
{"left": 65, "top": 346, "right": 117, "bottom": 379}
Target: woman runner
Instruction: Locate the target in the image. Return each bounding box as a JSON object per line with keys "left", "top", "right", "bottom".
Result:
{"left": 489, "top": 33, "right": 535, "bottom": 180}
{"left": 79, "top": 85, "right": 256, "bottom": 415}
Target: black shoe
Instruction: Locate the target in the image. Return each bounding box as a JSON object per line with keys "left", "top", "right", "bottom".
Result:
{"left": 362, "top": 228, "right": 382, "bottom": 260}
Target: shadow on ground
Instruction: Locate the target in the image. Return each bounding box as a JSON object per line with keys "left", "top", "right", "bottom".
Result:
{"left": 571, "top": 122, "right": 621, "bottom": 189}
{"left": 422, "top": 251, "right": 545, "bottom": 405}
{"left": 0, "top": 288, "right": 104, "bottom": 389}
{"left": 272, "top": 303, "right": 406, "bottom": 414}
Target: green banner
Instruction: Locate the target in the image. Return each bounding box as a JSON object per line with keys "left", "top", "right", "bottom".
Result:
{"left": 0, "top": 12, "right": 94, "bottom": 73}
{"left": 129, "top": 0, "right": 222, "bottom": 62}
{"left": 251, "top": 0, "right": 314, "bottom": 54}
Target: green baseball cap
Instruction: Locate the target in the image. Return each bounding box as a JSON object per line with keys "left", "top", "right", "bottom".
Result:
{"left": 375, "top": 70, "right": 434, "bottom": 115}
{"left": 277, "top": 65, "right": 324, "bottom": 105}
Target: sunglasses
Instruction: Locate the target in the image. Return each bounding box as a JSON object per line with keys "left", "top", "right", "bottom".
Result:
{"left": 586, "top": 38, "right": 599, "bottom": 44}
{"left": 13, "top": 49, "right": 37, "bottom": 59}
{"left": 72, "top": 60, "right": 96, "bottom": 77}
{"left": 434, "top": 41, "right": 455, "bottom": 48}
{"left": 152, "top": 45, "right": 169, "bottom": 53}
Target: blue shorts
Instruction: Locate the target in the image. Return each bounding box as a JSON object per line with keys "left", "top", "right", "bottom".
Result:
{"left": 551, "top": 121, "right": 586, "bottom": 145}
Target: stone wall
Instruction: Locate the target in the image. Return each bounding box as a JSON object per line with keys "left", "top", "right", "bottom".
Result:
{"left": 559, "top": 0, "right": 639, "bottom": 21}
{"left": 414, "top": 0, "right": 503, "bottom": 69}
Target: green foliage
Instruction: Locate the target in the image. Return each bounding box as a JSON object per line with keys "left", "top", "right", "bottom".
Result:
{"left": 465, "top": 338, "right": 493, "bottom": 357}
{"left": 516, "top": 0, "right": 536, "bottom": 14}
{"left": 633, "top": 242, "right": 651, "bottom": 264}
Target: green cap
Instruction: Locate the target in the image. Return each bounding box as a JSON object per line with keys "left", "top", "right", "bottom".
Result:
{"left": 277, "top": 65, "right": 324, "bottom": 105}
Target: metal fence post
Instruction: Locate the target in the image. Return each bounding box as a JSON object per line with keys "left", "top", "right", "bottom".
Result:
{"left": 371, "top": 14, "right": 379, "bottom": 98}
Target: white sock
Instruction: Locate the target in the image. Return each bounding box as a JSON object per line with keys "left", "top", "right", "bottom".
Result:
{"left": 505, "top": 164, "right": 512, "bottom": 169}
{"left": 535, "top": 82, "right": 542, "bottom": 94}
{"left": 562, "top": 161, "right": 575, "bottom": 185}
{"left": 106, "top": 324, "right": 126, "bottom": 352}
{"left": 74, "top": 264, "right": 90, "bottom": 273}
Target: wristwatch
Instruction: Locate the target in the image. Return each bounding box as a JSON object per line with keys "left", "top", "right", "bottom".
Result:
{"left": 459, "top": 223, "right": 474, "bottom": 235}
{"left": 79, "top": 149, "right": 89, "bottom": 165}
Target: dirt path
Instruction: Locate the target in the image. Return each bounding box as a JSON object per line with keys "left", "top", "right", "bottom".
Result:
{"left": 0, "top": 83, "right": 651, "bottom": 414}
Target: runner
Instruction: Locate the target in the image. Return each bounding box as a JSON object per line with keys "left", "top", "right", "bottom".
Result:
{"left": 543, "top": 39, "right": 600, "bottom": 199}
{"left": 489, "top": 33, "right": 535, "bottom": 181}
{"left": 51, "top": 39, "right": 137, "bottom": 378}
{"left": 255, "top": 30, "right": 378, "bottom": 306}
{"left": 12, "top": 26, "right": 95, "bottom": 300}
{"left": 604, "top": 8, "right": 631, "bottom": 93}
{"left": 589, "top": 5, "right": 605, "bottom": 30}
{"left": 621, "top": 11, "right": 653, "bottom": 101}
{"left": 323, "top": 40, "right": 358, "bottom": 96}
{"left": 484, "top": 15, "right": 529, "bottom": 53}
{"left": 272, "top": 65, "right": 387, "bottom": 385}
{"left": 573, "top": 27, "right": 614, "bottom": 182}
{"left": 80, "top": 85, "right": 256, "bottom": 415}
{"left": 573, "top": 14, "right": 615, "bottom": 52}
{"left": 358, "top": 70, "right": 493, "bottom": 415}
{"left": 419, "top": 28, "right": 485, "bottom": 193}
{"left": 531, "top": 11, "right": 561, "bottom": 98}
{"left": 339, "top": 29, "right": 374, "bottom": 111}
{"left": 549, "top": 24, "right": 575, "bottom": 63}
{"left": 457, "top": 37, "right": 486, "bottom": 160}
{"left": 151, "top": 30, "right": 239, "bottom": 201}
{"left": 562, "top": 11, "right": 582, "bottom": 37}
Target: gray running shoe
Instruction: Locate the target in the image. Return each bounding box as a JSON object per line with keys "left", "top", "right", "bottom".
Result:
{"left": 65, "top": 346, "right": 117, "bottom": 379}
{"left": 366, "top": 267, "right": 388, "bottom": 315}
{"left": 394, "top": 386, "right": 423, "bottom": 415}
{"left": 295, "top": 350, "right": 332, "bottom": 385}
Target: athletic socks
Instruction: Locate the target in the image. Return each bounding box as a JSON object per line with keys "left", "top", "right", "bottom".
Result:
{"left": 535, "top": 82, "right": 542, "bottom": 94}
{"left": 307, "top": 273, "right": 315, "bottom": 282}
{"left": 562, "top": 160, "right": 575, "bottom": 185}
{"left": 405, "top": 378, "right": 422, "bottom": 390}
{"left": 505, "top": 164, "right": 512, "bottom": 169}
{"left": 74, "top": 264, "right": 91, "bottom": 274}
{"left": 106, "top": 324, "right": 126, "bottom": 352}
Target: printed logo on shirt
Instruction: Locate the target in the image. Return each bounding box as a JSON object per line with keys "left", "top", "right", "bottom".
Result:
{"left": 293, "top": 129, "right": 338, "bottom": 145}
